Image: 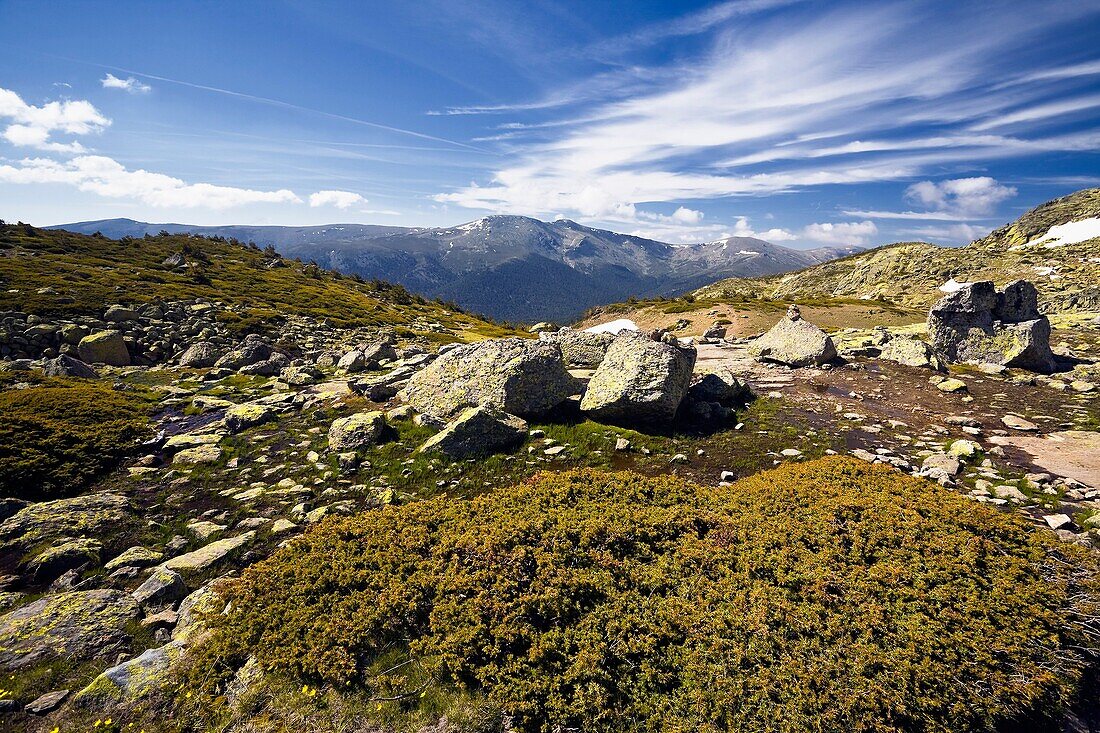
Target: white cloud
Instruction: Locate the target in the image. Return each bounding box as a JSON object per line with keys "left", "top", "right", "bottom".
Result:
{"left": 309, "top": 190, "right": 366, "bottom": 209}
{"left": 0, "top": 87, "right": 109, "bottom": 152}
{"left": 101, "top": 73, "right": 151, "bottom": 94}
{"left": 802, "top": 220, "right": 878, "bottom": 245}
{"left": 842, "top": 209, "right": 984, "bottom": 221}
{"left": 0, "top": 155, "right": 301, "bottom": 209}
{"left": 671, "top": 206, "right": 702, "bottom": 224}
{"left": 904, "top": 177, "right": 1016, "bottom": 216}
{"left": 899, "top": 223, "right": 987, "bottom": 244}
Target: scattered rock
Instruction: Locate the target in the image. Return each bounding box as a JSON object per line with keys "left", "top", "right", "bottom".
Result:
{"left": 77, "top": 329, "right": 130, "bottom": 366}
{"left": 25, "top": 688, "right": 70, "bottom": 715}
{"left": 178, "top": 341, "right": 222, "bottom": 368}
{"left": 0, "top": 492, "right": 133, "bottom": 548}
{"left": 417, "top": 406, "right": 528, "bottom": 458}
{"left": 224, "top": 402, "right": 276, "bottom": 434}
{"left": 162, "top": 532, "right": 255, "bottom": 573}
{"left": 27, "top": 538, "right": 102, "bottom": 582}
{"left": 328, "top": 411, "right": 386, "bottom": 452}
{"left": 173, "top": 443, "right": 223, "bottom": 464}
{"left": 879, "top": 335, "right": 944, "bottom": 370}
{"left": 1001, "top": 414, "right": 1039, "bottom": 431}
{"left": 132, "top": 568, "right": 187, "bottom": 608}
{"left": 41, "top": 354, "right": 99, "bottom": 378}
{"left": 936, "top": 378, "right": 968, "bottom": 393}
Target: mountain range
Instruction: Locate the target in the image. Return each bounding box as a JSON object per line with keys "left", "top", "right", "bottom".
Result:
{"left": 50, "top": 216, "right": 863, "bottom": 323}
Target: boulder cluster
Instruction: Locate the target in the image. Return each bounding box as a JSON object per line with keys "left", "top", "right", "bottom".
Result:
{"left": 928, "top": 280, "right": 1057, "bottom": 373}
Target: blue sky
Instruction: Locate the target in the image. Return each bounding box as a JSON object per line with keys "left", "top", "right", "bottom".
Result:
{"left": 1, "top": 0, "right": 1098, "bottom": 247}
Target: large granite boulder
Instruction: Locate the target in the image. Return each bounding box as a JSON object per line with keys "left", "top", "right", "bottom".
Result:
{"left": 214, "top": 334, "right": 273, "bottom": 371}
{"left": 417, "top": 406, "right": 528, "bottom": 458}
{"left": 0, "top": 589, "right": 140, "bottom": 671}
{"left": 328, "top": 411, "right": 386, "bottom": 452}
{"left": 75, "top": 641, "right": 184, "bottom": 707}
{"left": 580, "top": 334, "right": 696, "bottom": 425}
{"left": 539, "top": 328, "right": 616, "bottom": 368}
{"left": 77, "top": 330, "right": 130, "bottom": 366}
{"left": 224, "top": 402, "right": 276, "bottom": 435}
{"left": 687, "top": 365, "right": 751, "bottom": 404}
{"left": 399, "top": 338, "right": 578, "bottom": 420}
{"left": 927, "top": 280, "right": 1056, "bottom": 373}
{"left": 749, "top": 306, "right": 837, "bottom": 367}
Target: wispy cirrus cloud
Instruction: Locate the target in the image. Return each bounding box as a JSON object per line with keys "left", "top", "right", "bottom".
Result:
{"left": 434, "top": 1, "right": 1099, "bottom": 240}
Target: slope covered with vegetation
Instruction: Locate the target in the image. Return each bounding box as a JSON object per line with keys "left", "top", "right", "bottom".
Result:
{"left": 694, "top": 188, "right": 1100, "bottom": 312}
{"left": 0, "top": 222, "right": 517, "bottom": 337}
{"left": 183, "top": 458, "right": 1100, "bottom": 733}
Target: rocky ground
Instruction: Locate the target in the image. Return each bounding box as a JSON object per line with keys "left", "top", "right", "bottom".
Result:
{"left": 0, "top": 284, "right": 1097, "bottom": 731}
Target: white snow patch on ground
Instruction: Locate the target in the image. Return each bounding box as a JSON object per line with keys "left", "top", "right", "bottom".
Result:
{"left": 737, "top": 250, "right": 761, "bottom": 255}
{"left": 584, "top": 319, "right": 639, "bottom": 335}
{"left": 1027, "top": 217, "right": 1100, "bottom": 248}
{"left": 939, "top": 278, "right": 971, "bottom": 293}
{"left": 1033, "top": 265, "right": 1057, "bottom": 276}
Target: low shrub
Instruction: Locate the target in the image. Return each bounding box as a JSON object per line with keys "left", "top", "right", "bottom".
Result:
{"left": 188, "top": 458, "right": 1100, "bottom": 733}
{"left": 0, "top": 378, "right": 156, "bottom": 499}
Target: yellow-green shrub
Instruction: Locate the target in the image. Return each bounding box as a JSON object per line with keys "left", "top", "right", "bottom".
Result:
{"left": 0, "top": 379, "right": 155, "bottom": 499}
{"left": 189, "top": 458, "right": 1100, "bottom": 733}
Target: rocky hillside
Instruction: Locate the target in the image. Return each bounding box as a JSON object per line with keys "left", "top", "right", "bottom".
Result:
{"left": 0, "top": 223, "right": 516, "bottom": 344}
{"left": 695, "top": 188, "right": 1100, "bottom": 313}
{"left": 53, "top": 216, "right": 865, "bottom": 323}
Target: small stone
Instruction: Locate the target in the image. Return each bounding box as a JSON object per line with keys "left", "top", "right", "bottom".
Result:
{"left": 936, "top": 378, "right": 968, "bottom": 393}
{"left": 1044, "top": 514, "right": 1074, "bottom": 531}
{"left": 614, "top": 438, "right": 631, "bottom": 451}
{"left": 1001, "top": 414, "right": 1039, "bottom": 431}
{"left": 25, "top": 689, "right": 69, "bottom": 715}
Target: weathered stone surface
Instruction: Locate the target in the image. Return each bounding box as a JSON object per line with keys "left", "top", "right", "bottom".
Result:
{"left": 74, "top": 642, "right": 183, "bottom": 706}
{"left": 105, "top": 546, "right": 164, "bottom": 572}
{"left": 879, "top": 335, "right": 944, "bottom": 370}
{"left": 104, "top": 305, "right": 139, "bottom": 323}
{"left": 400, "top": 338, "right": 579, "bottom": 420}
{"left": 214, "top": 335, "right": 273, "bottom": 371}
{"left": 132, "top": 568, "right": 187, "bottom": 607}
{"left": 1002, "top": 414, "right": 1039, "bottom": 431}
{"left": 337, "top": 349, "right": 366, "bottom": 373}
{"left": 0, "top": 590, "right": 140, "bottom": 671}
{"left": 749, "top": 309, "right": 836, "bottom": 367}
{"left": 174, "top": 583, "right": 225, "bottom": 645}
{"left": 178, "top": 341, "right": 222, "bottom": 368}
{"left": 25, "top": 688, "right": 69, "bottom": 714}
{"left": 936, "top": 378, "right": 968, "bottom": 393}
{"left": 173, "top": 443, "right": 223, "bottom": 464}
{"left": 328, "top": 411, "right": 386, "bottom": 452}
{"left": 687, "top": 365, "right": 750, "bottom": 404}
{"left": 280, "top": 365, "right": 321, "bottom": 386}
{"left": 162, "top": 532, "right": 255, "bottom": 573}
{"left": 224, "top": 402, "right": 276, "bottom": 435}
{"left": 580, "top": 335, "right": 696, "bottom": 425}
{"left": 927, "top": 280, "right": 1056, "bottom": 373}
{"left": 360, "top": 335, "right": 399, "bottom": 368}
{"left": 27, "top": 538, "right": 102, "bottom": 582}
{"left": 0, "top": 493, "right": 133, "bottom": 548}
{"left": 41, "top": 354, "right": 99, "bottom": 378}
{"left": 417, "top": 406, "right": 528, "bottom": 458}
{"left": 539, "top": 328, "right": 616, "bottom": 368}
{"left": 77, "top": 330, "right": 130, "bottom": 366}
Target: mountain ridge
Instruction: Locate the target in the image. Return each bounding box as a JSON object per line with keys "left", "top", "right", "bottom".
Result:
{"left": 49, "top": 215, "right": 865, "bottom": 323}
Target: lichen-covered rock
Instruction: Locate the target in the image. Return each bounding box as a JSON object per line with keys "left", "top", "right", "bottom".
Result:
{"left": 173, "top": 583, "right": 225, "bottom": 645}
{"left": 162, "top": 532, "right": 255, "bottom": 573}
{"left": 879, "top": 335, "right": 944, "bottom": 370}
{"left": 0, "top": 589, "right": 141, "bottom": 671}
{"left": 27, "top": 538, "right": 102, "bottom": 582}
{"left": 74, "top": 641, "right": 183, "bottom": 706}
{"left": 77, "top": 330, "right": 130, "bottom": 366}
{"left": 280, "top": 364, "right": 321, "bottom": 386}
{"left": 0, "top": 493, "right": 133, "bottom": 548}
{"left": 417, "top": 406, "right": 528, "bottom": 458}
{"left": 927, "top": 280, "right": 1056, "bottom": 373}
{"left": 132, "top": 568, "right": 187, "bottom": 607}
{"left": 360, "top": 335, "right": 399, "bottom": 368}
{"left": 223, "top": 402, "right": 276, "bottom": 435}
{"left": 105, "top": 546, "right": 164, "bottom": 572}
{"left": 178, "top": 341, "right": 222, "bottom": 368}
{"left": 539, "top": 328, "right": 616, "bottom": 368}
{"left": 214, "top": 335, "right": 272, "bottom": 371}
{"left": 400, "top": 338, "right": 578, "bottom": 420}
{"left": 173, "top": 443, "right": 223, "bottom": 464}
{"left": 328, "top": 411, "right": 386, "bottom": 452}
{"left": 749, "top": 308, "right": 837, "bottom": 367}
{"left": 580, "top": 335, "right": 696, "bottom": 425}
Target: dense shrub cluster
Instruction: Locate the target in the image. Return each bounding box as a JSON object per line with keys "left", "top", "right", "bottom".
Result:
{"left": 191, "top": 458, "right": 1100, "bottom": 733}
{"left": 0, "top": 378, "right": 155, "bottom": 499}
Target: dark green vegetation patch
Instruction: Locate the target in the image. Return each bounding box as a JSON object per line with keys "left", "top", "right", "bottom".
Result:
{"left": 0, "top": 377, "right": 156, "bottom": 500}
{"left": 188, "top": 458, "right": 1100, "bottom": 733}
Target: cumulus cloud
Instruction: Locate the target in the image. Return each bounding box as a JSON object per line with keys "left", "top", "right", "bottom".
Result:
{"left": 904, "top": 177, "right": 1016, "bottom": 216}
{"left": 0, "top": 87, "right": 108, "bottom": 152}
{"left": 802, "top": 220, "right": 878, "bottom": 245}
{"left": 309, "top": 190, "right": 366, "bottom": 209}
{"left": 101, "top": 73, "right": 151, "bottom": 94}
{"left": 0, "top": 155, "right": 301, "bottom": 209}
